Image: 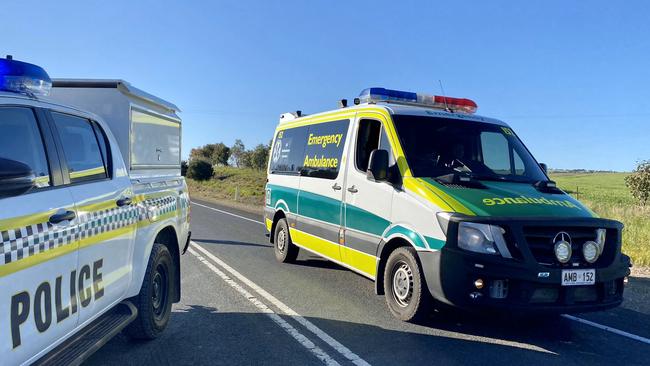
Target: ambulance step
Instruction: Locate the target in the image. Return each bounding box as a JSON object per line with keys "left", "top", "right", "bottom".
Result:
{"left": 34, "top": 301, "right": 138, "bottom": 366}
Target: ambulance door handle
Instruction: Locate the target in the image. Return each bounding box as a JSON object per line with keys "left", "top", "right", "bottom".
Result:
{"left": 49, "top": 210, "right": 76, "bottom": 224}
{"left": 347, "top": 185, "right": 358, "bottom": 193}
{"left": 332, "top": 183, "right": 342, "bottom": 191}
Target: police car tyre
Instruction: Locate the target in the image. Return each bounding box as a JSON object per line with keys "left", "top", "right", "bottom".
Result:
{"left": 274, "top": 219, "right": 299, "bottom": 263}
{"left": 383, "top": 246, "right": 431, "bottom": 322}
{"left": 124, "top": 243, "right": 174, "bottom": 340}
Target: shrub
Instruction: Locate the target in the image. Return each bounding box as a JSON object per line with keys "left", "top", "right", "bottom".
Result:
{"left": 625, "top": 160, "right": 650, "bottom": 205}
{"left": 181, "top": 160, "right": 188, "bottom": 176}
{"left": 187, "top": 159, "right": 214, "bottom": 181}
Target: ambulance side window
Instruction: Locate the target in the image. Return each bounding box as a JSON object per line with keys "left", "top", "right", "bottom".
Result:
{"left": 269, "top": 126, "right": 309, "bottom": 175}
{"left": 0, "top": 107, "right": 52, "bottom": 193}
{"left": 356, "top": 119, "right": 394, "bottom": 172}
{"left": 302, "top": 120, "right": 349, "bottom": 179}
{"left": 52, "top": 112, "right": 108, "bottom": 184}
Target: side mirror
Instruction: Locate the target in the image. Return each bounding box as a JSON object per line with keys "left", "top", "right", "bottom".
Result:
{"left": 367, "top": 149, "right": 389, "bottom": 182}
{"left": 539, "top": 163, "right": 548, "bottom": 175}
{"left": 0, "top": 158, "right": 36, "bottom": 198}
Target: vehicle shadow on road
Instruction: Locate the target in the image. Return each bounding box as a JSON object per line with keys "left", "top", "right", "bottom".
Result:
{"left": 193, "top": 238, "right": 272, "bottom": 248}
{"left": 84, "top": 304, "right": 647, "bottom": 366}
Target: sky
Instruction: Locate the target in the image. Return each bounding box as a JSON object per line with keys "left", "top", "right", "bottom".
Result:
{"left": 2, "top": 0, "right": 649, "bottom": 171}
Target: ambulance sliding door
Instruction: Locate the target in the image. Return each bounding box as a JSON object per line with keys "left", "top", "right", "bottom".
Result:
{"left": 295, "top": 120, "right": 351, "bottom": 262}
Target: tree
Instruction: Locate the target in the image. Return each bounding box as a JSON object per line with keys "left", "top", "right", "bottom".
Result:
{"left": 181, "top": 160, "right": 188, "bottom": 177}
{"left": 190, "top": 143, "right": 231, "bottom": 166}
{"left": 211, "top": 143, "right": 231, "bottom": 166}
{"left": 187, "top": 159, "right": 213, "bottom": 181}
{"left": 250, "top": 143, "right": 271, "bottom": 171}
{"left": 230, "top": 139, "right": 246, "bottom": 167}
{"left": 625, "top": 160, "right": 650, "bottom": 206}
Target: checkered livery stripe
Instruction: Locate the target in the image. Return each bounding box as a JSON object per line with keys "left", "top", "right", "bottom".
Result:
{"left": 0, "top": 194, "right": 179, "bottom": 267}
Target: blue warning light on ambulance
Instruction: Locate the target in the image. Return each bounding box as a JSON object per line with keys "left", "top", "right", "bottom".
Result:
{"left": 359, "top": 87, "right": 478, "bottom": 114}
{"left": 0, "top": 56, "right": 52, "bottom": 96}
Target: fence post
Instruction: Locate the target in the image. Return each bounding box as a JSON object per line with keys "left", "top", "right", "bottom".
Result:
{"left": 235, "top": 186, "right": 239, "bottom": 202}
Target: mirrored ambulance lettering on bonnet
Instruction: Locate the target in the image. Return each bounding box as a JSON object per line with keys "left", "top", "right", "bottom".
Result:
{"left": 264, "top": 87, "right": 631, "bottom": 321}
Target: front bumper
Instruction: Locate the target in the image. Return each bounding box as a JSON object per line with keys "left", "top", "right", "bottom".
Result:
{"left": 419, "top": 215, "right": 631, "bottom": 313}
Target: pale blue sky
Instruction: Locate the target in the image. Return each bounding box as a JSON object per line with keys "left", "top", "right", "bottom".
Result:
{"left": 3, "top": 0, "right": 649, "bottom": 171}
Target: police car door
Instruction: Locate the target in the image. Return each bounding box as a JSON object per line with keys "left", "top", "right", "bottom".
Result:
{"left": 0, "top": 106, "right": 80, "bottom": 365}
{"left": 342, "top": 115, "right": 396, "bottom": 278}
{"left": 296, "top": 120, "right": 350, "bottom": 262}
{"left": 48, "top": 111, "right": 134, "bottom": 326}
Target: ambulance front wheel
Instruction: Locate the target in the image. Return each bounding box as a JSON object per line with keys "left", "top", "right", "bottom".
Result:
{"left": 383, "top": 246, "right": 431, "bottom": 322}
{"left": 274, "top": 218, "right": 299, "bottom": 263}
{"left": 125, "top": 243, "right": 173, "bottom": 340}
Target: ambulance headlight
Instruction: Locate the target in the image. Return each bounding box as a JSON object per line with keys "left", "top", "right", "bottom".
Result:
{"left": 554, "top": 241, "right": 572, "bottom": 264}
{"left": 457, "top": 222, "right": 504, "bottom": 256}
{"left": 0, "top": 57, "right": 52, "bottom": 96}
{"left": 582, "top": 241, "right": 599, "bottom": 264}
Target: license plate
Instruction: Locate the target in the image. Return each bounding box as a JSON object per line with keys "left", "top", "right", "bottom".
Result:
{"left": 561, "top": 269, "right": 595, "bottom": 286}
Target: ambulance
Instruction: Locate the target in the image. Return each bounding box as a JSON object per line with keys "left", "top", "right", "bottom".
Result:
{"left": 264, "top": 87, "right": 631, "bottom": 321}
{"left": 0, "top": 57, "right": 190, "bottom": 364}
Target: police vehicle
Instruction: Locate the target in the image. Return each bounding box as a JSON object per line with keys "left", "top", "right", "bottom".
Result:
{"left": 264, "top": 87, "right": 631, "bottom": 321}
{"left": 0, "top": 57, "right": 190, "bottom": 365}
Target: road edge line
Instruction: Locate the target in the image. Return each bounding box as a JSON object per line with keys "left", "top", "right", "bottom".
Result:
{"left": 562, "top": 314, "right": 650, "bottom": 345}
{"left": 187, "top": 247, "right": 341, "bottom": 366}
{"left": 191, "top": 241, "right": 372, "bottom": 366}
{"left": 193, "top": 202, "right": 264, "bottom": 225}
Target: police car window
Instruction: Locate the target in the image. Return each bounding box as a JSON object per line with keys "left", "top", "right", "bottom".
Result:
{"left": 52, "top": 112, "right": 108, "bottom": 183}
{"left": 0, "top": 107, "right": 51, "bottom": 190}
{"left": 302, "top": 120, "right": 349, "bottom": 179}
{"left": 270, "top": 126, "right": 309, "bottom": 175}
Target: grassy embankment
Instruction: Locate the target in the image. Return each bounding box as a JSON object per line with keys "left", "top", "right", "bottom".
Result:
{"left": 551, "top": 172, "right": 649, "bottom": 268}
{"left": 187, "top": 169, "right": 649, "bottom": 267}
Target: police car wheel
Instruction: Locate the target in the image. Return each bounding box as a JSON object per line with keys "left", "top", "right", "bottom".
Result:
{"left": 383, "top": 246, "right": 431, "bottom": 322}
{"left": 274, "top": 218, "right": 299, "bottom": 263}
{"left": 125, "top": 243, "right": 174, "bottom": 340}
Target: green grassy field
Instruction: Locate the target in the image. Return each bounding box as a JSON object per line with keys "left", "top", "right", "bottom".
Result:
{"left": 187, "top": 166, "right": 267, "bottom": 207}
{"left": 187, "top": 169, "right": 649, "bottom": 267}
{"left": 551, "top": 172, "right": 649, "bottom": 267}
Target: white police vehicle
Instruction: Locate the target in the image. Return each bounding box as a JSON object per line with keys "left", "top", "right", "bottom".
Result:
{"left": 0, "top": 57, "right": 191, "bottom": 365}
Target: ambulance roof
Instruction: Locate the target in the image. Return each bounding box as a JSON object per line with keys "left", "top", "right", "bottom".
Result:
{"left": 279, "top": 102, "right": 509, "bottom": 127}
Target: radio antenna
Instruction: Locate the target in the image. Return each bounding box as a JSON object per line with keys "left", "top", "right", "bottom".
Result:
{"left": 438, "top": 79, "right": 452, "bottom": 113}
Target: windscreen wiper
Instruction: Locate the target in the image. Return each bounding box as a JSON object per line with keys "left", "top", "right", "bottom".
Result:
{"left": 434, "top": 173, "right": 486, "bottom": 189}
{"left": 533, "top": 180, "right": 563, "bottom": 194}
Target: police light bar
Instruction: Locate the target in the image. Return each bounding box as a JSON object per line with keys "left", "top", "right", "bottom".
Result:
{"left": 358, "top": 87, "right": 478, "bottom": 114}
{"left": 0, "top": 56, "right": 52, "bottom": 96}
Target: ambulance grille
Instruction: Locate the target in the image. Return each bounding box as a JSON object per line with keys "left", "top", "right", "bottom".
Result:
{"left": 522, "top": 226, "right": 617, "bottom": 268}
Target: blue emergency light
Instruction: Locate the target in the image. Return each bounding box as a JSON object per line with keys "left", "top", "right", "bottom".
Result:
{"left": 0, "top": 56, "right": 52, "bottom": 96}
{"left": 358, "top": 87, "right": 478, "bottom": 114}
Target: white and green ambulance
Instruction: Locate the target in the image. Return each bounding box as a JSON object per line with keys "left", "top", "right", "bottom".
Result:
{"left": 264, "top": 87, "right": 630, "bottom": 321}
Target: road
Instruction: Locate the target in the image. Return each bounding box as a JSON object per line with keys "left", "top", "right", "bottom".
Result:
{"left": 87, "top": 199, "right": 650, "bottom": 365}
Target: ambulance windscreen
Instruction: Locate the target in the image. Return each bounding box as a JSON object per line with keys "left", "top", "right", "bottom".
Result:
{"left": 392, "top": 115, "right": 547, "bottom": 183}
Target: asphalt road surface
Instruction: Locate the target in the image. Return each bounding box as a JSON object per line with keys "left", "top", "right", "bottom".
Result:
{"left": 87, "top": 199, "right": 650, "bottom": 365}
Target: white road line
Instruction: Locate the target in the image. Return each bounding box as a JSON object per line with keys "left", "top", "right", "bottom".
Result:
{"left": 193, "top": 202, "right": 264, "bottom": 225}
{"left": 562, "top": 314, "right": 650, "bottom": 345}
{"left": 187, "top": 247, "right": 341, "bottom": 366}
{"left": 191, "top": 242, "right": 372, "bottom": 366}
{"left": 192, "top": 202, "right": 650, "bottom": 351}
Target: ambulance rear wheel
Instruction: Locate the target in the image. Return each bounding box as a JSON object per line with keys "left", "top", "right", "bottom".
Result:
{"left": 274, "top": 218, "right": 299, "bottom": 263}
{"left": 383, "top": 246, "right": 431, "bottom": 322}
{"left": 125, "top": 243, "right": 173, "bottom": 340}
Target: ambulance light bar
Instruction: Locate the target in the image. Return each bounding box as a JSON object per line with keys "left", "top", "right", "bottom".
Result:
{"left": 0, "top": 57, "right": 52, "bottom": 96}
{"left": 358, "top": 87, "right": 477, "bottom": 114}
